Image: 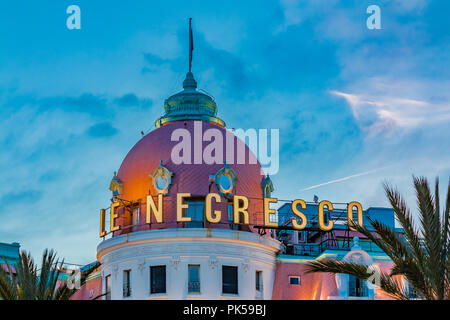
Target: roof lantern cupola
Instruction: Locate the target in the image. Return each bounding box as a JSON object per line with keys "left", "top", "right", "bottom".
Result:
{"left": 155, "top": 18, "right": 225, "bottom": 128}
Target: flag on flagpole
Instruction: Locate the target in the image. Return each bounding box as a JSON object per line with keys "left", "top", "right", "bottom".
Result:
{"left": 189, "top": 18, "right": 194, "bottom": 72}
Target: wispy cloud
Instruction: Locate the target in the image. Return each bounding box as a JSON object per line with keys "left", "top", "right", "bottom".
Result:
{"left": 330, "top": 82, "right": 450, "bottom": 134}
{"left": 0, "top": 0, "right": 449, "bottom": 263}
{"left": 300, "top": 167, "right": 389, "bottom": 191}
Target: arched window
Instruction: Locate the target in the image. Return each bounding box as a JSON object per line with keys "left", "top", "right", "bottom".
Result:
{"left": 184, "top": 199, "right": 205, "bottom": 228}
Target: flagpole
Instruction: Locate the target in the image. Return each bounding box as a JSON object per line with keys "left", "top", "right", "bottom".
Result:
{"left": 189, "top": 17, "right": 193, "bottom": 72}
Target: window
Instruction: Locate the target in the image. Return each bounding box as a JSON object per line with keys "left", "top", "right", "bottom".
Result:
{"left": 228, "top": 203, "right": 239, "bottom": 230}
{"left": 222, "top": 266, "right": 238, "bottom": 294}
{"left": 131, "top": 206, "right": 140, "bottom": 226}
{"left": 218, "top": 174, "right": 233, "bottom": 193}
{"left": 269, "top": 212, "right": 277, "bottom": 223}
{"left": 185, "top": 201, "right": 204, "bottom": 228}
{"left": 255, "top": 271, "right": 262, "bottom": 292}
{"left": 105, "top": 275, "right": 111, "bottom": 300}
{"left": 349, "top": 275, "right": 368, "bottom": 297}
{"left": 214, "top": 164, "right": 237, "bottom": 197}
{"left": 188, "top": 265, "right": 200, "bottom": 294}
{"left": 123, "top": 270, "right": 131, "bottom": 297}
{"left": 407, "top": 282, "right": 419, "bottom": 299}
{"left": 150, "top": 266, "right": 166, "bottom": 294}
{"left": 289, "top": 276, "right": 301, "bottom": 285}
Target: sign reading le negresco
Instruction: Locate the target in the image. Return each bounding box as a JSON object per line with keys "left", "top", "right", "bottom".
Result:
{"left": 99, "top": 193, "right": 364, "bottom": 237}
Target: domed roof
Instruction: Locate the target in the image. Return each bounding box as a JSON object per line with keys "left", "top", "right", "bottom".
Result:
{"left": 111, "top": 22, "right": 270, "bottom": 235}
{"left": 155, "top": 72, "right": 226, "bottom": 128}
{"left": 114, "top": 121, "right": 266, "bottom": 233}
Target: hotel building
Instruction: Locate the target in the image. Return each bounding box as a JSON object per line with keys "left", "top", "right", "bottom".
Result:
{"left": 68, "top": 64, "right": 409, "bottom": 300}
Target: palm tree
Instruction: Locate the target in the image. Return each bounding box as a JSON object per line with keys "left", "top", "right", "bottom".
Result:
{"left": 0, "top": 249, "right": 76, "bottom": 300}
{"left": 306, "top": 176, "right": 450, "bottom": 300}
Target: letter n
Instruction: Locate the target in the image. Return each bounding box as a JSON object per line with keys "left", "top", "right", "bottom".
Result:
{"left": 146, "top": 194, "right": 163, "bottom": 223}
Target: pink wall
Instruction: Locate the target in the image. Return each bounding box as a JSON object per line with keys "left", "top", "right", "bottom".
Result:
{"left": 272, "top": 259, "right": 397, "bottom": 300}
{"left": 71, "top": 277, "right": 102, "bottom": 300}
{"left": 272, "top": 263, "right": 337, "bottom": 300}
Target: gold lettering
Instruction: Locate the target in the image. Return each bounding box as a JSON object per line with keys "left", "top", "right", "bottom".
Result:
{"left": 100, "top": 209, "right": 106, "bottom": 237}
{"left": 110, "top": 202, "right": 121, "bottom": 232}
{"left": 318, "top": 200, "right": 334, "bottom": 231}
{"left": 233, "top": 195, "right": 249, "bottom": 224}
{"left": 146, "top": 194, "right": 164, "bottom": 224}
{"left": 177, "top": 193, "right": 192, "bottom": 222}
{"left": 291, "top": 199, "right": 307, "bottom": 230}
{"left": 205, "top": 193, "right": 222, "bottom": 223}
{"left": 263, "top": 197, "right": 278, "bottom": 227}
{"left": 347, "top": 201, "right": 363, "bottom": 231}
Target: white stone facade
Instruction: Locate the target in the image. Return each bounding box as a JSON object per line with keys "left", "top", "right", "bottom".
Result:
{"left": 97, "top": 228, "right": 280, "bottom": 300}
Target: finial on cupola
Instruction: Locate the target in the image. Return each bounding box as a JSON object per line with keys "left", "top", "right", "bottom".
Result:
{"left": 183, "top": 18, "right": 197, "bottom": 90}
{"left": 189, "top": 17, "right": 194, "bottom": 73}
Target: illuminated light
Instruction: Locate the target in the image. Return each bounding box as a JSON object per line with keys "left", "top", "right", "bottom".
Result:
{"left": 146, "top": 194, "right": 164, "bottom": 224}
{"left": 100, "top": 193, "right": 368, "bottom": 233}
{"left": 263, "top": 197, "right": 278, "bottom": 228}
{"left": 291, "top": 199, "right": 307, "bottom": 230}
{"left": 100, "top": 209, "right": 106, "bottom": 237}
{"left": 347, "top": 201, "right": 363, "bottom": 231}
{"left": 110, "top": 202, "right": 121, "bottom": 232}
{"left": 233, "top": 195, "right": 249, "bottom": 225}
{"left": 318, "top": 200, "right": 334, "bottom": 231}
{"left": 205, "top": 193, "right": 222, "bottom": 223}
{"left": 177, "top": 193, "right": 192, "bottom": 222}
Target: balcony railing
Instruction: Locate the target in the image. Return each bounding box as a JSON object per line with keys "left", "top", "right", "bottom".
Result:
{"left": 123, "top": 286, "right": 132, "bottom": 297}
{"left": 349, "top": 285, "right": 368, "bottom": 297}
{"left": 188, "top": 281, "right": 201, "bottom": 293}
{"left": 285, "top": 238, "right": 384, "bottom": 257}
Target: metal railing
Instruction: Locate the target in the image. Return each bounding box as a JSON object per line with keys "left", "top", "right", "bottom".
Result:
{"left": 349, "top": 284, "right": 368, "bottom": 297}
{"left": 255, "top": 284, "right": 264, "bottom": 299}
{"left": 188, "top": 281, "right": 201, "bottom": 293}
{"left": 286, "top": 238, "right": 383, "bottom": 257}
{"left": 123, "top": 286, "right": 132, "bottom": 297}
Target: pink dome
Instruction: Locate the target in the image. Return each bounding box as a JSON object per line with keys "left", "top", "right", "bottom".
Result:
{"left": 113, "top": 120, "right": 266, "bottom": 234}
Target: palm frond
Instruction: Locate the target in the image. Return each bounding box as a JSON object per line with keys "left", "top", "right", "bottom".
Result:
{"left": 383, "top": 182, "right": 427, "bottom": 265}
{"left": 442, "top": 177, "right": 450, "bottom": 299}
{"left": 307, "top": 176, "right": 450, "bottom": 300}
{"left": 0, "top": 259, "right": 18, "bottom": 299}
{"left": 376, "top": 272, "right": 411, "bottom": 300}
{"left": 0, "top": 249, "right": 73, "bottom": 300}
{"left": 413, "top": 176, "right": 444, "bottom": 299}
{"left": 306, "top": 260, "right": 370, "bottom": 279}
{"left": 348, "top": 219, "right": 409, "bottom": 262}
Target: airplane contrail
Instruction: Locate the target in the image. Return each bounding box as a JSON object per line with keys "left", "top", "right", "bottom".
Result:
{"left": 300, "top": 167, "right": 389, "bottom": 192}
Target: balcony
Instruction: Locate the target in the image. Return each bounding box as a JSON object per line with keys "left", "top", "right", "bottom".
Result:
{"left": 123, "top": 286, "right": 132, "bottom": 298}
{"left": 284, "top": 238, "right": 383, "bottom": 257}
{"left": 188, "top": 281, "right": 201, "bottom": 294}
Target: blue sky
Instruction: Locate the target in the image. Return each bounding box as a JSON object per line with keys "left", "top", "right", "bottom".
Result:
{"left": 0, "top": 0, "right": 449, "bottom": 264}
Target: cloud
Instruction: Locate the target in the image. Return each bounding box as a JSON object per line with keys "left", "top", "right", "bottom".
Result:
{"left": 0, "top": 87, "right": 154, "bottom": 263}
{"left": 330, "top": 78, "right": 450, "bottom": 135}
{"left": 86, "top": 122, "right": 119, "bottom": 138}
{"left": 300, "top": 167, "right": 389, "bottom": 191}
{"left": 1, "top": 190, "right": 42, "bottom": 208}
{"left": 142, "top": 31, "right": 254, "bottom": 98}
{"left": 0, "top": 0, "right": 449, "bottom": 263}
{"left": 114, "top": 93, "right": 151, "bottom": 107}
{"left": 39, "top": 94, "right": 108, "bottom": 118}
